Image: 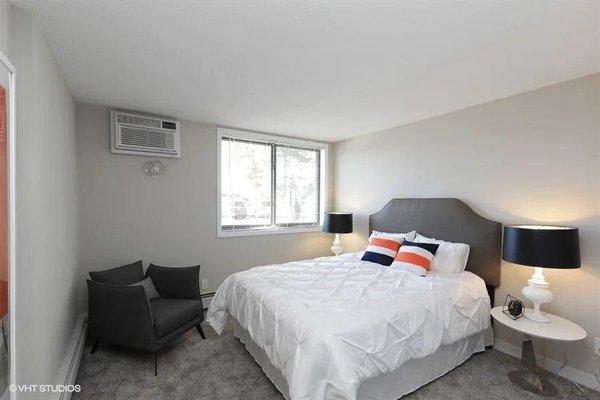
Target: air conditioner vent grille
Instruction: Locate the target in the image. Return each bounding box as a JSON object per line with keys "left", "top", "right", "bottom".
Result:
{"left": 111, "top": 111, "right": 180, "bottom": 158}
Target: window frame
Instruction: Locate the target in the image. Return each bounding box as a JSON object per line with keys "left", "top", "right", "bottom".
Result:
{"left": 216, "top": 127, "right": 328, "bottom": 237}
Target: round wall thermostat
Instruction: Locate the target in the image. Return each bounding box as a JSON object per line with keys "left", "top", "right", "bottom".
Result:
{"left": 143, "top": 160, "right": 164, "bottom": 178}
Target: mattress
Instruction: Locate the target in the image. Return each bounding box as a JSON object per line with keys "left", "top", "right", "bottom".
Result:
{"left": 207, "top": 252, "right": 491, "bottom": 400}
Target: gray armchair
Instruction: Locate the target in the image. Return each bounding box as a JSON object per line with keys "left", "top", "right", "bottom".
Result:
{"left": 87, "top": 261, "right": 205, "bottom": 375}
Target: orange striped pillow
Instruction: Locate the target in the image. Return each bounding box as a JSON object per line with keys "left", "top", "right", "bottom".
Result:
{"left": 391, "top": 241, "right": 440, "bottom": 275}
{"left": 361, "top": 234, "right": 403, "bottom": 266}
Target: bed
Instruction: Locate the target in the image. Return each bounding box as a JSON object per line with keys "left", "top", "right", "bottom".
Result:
{"left": 207, "top": 198, "right": 502, "bottom": 400}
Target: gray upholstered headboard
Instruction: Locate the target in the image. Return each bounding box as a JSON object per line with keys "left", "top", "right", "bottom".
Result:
{"left": 369, "top": 198, "right": 502, "bottom": 288}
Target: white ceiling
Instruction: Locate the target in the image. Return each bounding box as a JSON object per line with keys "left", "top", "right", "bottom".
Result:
{"left": 14, "top": 1, "right": 600, "bottom": 142}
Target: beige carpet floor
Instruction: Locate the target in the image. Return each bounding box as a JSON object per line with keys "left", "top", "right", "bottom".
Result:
{"left": 73, "top": 321, "right": 599, "bottom": 400}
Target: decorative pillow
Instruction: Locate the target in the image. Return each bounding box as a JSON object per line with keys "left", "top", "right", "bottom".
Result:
{"left": 128, "top": 277, "right": 160, "bottom": 300}
{"left": 361, "top": 234, "right": 404, "bottom": 266}
{"left": 368, "top": 230, "right": 416, "bottom": 242}
{"left": 414, "top": 233, "right": 470, "bottom": 274}
{"left": 391, "top": 240, "right": 439, "bottom": 275}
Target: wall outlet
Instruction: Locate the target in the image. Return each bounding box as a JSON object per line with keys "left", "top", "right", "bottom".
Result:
{"left": 594, "top": 337, "right": 600, "bottom": 356}
{"left": 201, "top": 278, "right": 209, "bottom": 290}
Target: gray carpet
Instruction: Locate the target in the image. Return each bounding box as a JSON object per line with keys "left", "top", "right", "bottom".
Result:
{"left": 74, "top": 321, "right": 599, "bottom": 400}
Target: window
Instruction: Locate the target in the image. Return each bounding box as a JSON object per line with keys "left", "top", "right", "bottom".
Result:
{"left": 217, "top": 128, "right": 327, "bottom": 236}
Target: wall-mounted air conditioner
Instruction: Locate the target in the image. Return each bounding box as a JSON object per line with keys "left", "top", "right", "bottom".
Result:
{"left": 111, "top": 110, "right": 181, "bottom": 158}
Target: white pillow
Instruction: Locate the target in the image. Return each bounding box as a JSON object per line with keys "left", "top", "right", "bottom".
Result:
{"left": 414, "top": 233, "right": 470, "bottom": 274}
{"left": 369, "top": 230, "right": 416, "bottom": 243}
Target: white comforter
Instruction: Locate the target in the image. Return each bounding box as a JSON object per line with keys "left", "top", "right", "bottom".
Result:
{"left": 206, "top": 252, "right": 490, "bottom": 400}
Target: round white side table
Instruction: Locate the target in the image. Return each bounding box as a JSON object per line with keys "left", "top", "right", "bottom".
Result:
{"left": 490, "top": 306, "right": 586, "bottom": 397}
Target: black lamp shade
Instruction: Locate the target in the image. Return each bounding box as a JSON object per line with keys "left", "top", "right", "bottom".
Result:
{"left": 322, "top": 212, "right": 353, "bottom": 234}
{"left": 502, "top": 225, "right": 580, "bottom": 269}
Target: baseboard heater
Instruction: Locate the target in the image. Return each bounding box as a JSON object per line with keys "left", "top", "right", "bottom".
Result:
{"left": 201, "top": 292, "right": 215, "bottom": 310}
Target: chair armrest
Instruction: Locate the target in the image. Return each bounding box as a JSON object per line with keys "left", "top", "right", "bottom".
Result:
{"left": 87, "top": 280, "right": 156, "bottom": 350}
{"left": 146, "top": 264, "right": 201, "bottom": 300}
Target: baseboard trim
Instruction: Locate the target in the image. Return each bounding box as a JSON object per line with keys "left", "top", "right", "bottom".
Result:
{"left": 493, "top": 338, "right": 599, "bottom": 390}
{"left": 52, "top": 314, "right": 88, "bottom": 400}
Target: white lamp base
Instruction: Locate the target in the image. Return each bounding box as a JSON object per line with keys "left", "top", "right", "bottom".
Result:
{"left": 331, "top": 233, "right": 343, "bottom": 256}
{"left": 522, "top": 267, "right": 553, "bottom": 324}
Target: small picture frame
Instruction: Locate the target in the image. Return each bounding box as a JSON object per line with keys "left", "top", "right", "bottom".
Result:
{"left": 502, "top": 294, "right": 524, "bottom": 320}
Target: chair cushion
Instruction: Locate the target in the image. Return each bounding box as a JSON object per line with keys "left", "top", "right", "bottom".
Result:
{"left": 89, "top": 260, "right": 144, "bottom": 286}
{"left": 150, "top": 298, "right": 203, "bottom": 338}
{"left": 146, "top": 264, "right": 201, "bottom": 299}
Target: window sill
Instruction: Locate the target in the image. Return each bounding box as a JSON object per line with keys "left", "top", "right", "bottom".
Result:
{"left": 217, "top": 226, "right": 322, "bottom": 238}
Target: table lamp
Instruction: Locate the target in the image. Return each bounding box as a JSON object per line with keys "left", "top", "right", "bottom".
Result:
{"left": 322, "top": 212, "right": 353, "bottom": 256}
{"left": 502, "top": 225, "right": 580, "bottom": 323}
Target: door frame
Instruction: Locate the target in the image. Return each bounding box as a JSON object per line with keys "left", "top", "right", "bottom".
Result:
{"left": 0, "top": 49, "right": 17, "bottom": 400}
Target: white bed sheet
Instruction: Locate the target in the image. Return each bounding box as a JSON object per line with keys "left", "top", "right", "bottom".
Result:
{"left": 207, "top": 252, "right": 491, "bottom": 400}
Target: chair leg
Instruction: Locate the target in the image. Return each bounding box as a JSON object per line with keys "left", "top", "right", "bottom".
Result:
{"left": 154, "top": 353, "right": 158, "bottom": 377}
{"left": 90, "top": 341, "right": 100, "bottom": 355}
{"left": 196, "top": 324, "right": 206, "bottom": 339}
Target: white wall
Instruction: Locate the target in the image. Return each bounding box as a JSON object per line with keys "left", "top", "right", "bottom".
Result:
{"left": 8, "top": 5, "right": 79, "bottom": 397}
{"left": 0, "top": 0, "right": 7, "bottom": 55}
{"left": 333, "top": 73, "right": 600, "bottom": 376}
{"left": 76, "top": 104, "right": 332, "bottom": 301}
